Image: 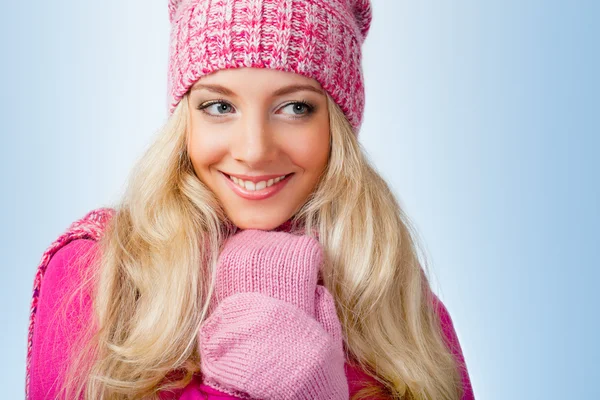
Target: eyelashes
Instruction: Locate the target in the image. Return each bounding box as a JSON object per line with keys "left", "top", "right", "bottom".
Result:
{"left": 197, "top": 100, "right": 234, "bottom": 116}
{"left": 195, "top": 99, "right": 316, "bottom": 119}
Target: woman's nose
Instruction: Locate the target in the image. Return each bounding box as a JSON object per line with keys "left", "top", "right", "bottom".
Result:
{"left": 230, "top": 113, "right": 278, "bottom": 167}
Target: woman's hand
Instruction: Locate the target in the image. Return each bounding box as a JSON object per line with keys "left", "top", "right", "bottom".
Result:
{"left": 198, "top": 229, "right": 348, "bottom": 400}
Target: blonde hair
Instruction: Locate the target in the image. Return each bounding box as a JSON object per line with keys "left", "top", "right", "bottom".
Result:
{"left": 58, "top": 93, "right": 464, "bottom": 399}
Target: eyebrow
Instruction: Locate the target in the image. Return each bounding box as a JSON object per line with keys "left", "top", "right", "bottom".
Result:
{"left": 190, "top": 83, "right": 325, "bottom": 97}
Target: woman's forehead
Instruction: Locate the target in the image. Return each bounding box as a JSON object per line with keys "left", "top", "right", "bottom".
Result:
{"left": 189, "top": 68, "right": 327, "bottom": 104}
{"left": 193, "top": 67, "right": 323, "bottom": 89}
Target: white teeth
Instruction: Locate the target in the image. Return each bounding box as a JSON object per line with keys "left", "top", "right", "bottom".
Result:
{"left": 255, "top": 181, "right": 267, "bottom": 190}
{"left": 229, "top": 174, "right": 288, "bottom": 191}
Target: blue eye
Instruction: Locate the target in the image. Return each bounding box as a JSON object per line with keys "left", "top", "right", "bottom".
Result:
{"left": 197, "top": 101, "right": 235, "bottom": 116}
{"left": 280, "top": 101, "right": 314, "bottom": 117}
{"left": 196, "top": 100, "right": 315, "bottom": 119}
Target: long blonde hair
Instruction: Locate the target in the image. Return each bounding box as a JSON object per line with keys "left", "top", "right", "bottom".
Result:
{"left": 59, "top": 92, "right": 464, "bottom": 399}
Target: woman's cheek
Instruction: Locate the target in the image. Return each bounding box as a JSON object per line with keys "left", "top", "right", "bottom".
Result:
{"left": 283, "top": 123, "right": 329, "bottom": 168}
{"left": 188, "top": 129, "right": 228, "bottom": 167}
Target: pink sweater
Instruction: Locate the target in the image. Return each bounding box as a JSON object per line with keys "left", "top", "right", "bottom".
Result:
{"left": 27, "top": 214, "right": 474, "bottom": 399}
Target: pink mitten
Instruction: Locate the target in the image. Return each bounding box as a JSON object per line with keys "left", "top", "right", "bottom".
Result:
{"left": 199, "top": 229, "right": 348, "bottom": 400}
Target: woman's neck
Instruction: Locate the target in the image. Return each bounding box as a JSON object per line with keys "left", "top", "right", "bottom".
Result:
{"left": 225, "top": 216, "right": 299, "bottom": 234}
{"left": 272, "top": 218, "right": 294, "bottom": 232}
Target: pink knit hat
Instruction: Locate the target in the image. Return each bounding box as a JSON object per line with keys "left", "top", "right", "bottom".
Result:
{"left": 166, "top": 0, "right": 372, "bottom": 135}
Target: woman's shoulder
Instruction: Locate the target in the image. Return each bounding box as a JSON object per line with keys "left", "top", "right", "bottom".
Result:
{"left": 429, "top": 291, "right": 462, "bottom": 351}
{"left": 31, "top": 206, "right": 116, "bottom": 302}
{"left": 429, "top": 291, "right": 476, "bottom": 400}
{"left": 33, "top": 206, "right": 115, "bottom": 275}
{"left": 42, "top": 238, "right": 99, "bottom": 283}
{"left": 26, "top": 207, "right": 115, "bottom": 398}
{"left": 28, "top": 206, "right": 115, "bottom": 336}
{"left": 57, "top": 206, "right": 116, "bottom": 242}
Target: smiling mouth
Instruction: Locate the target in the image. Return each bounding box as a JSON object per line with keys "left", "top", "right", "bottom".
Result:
{"left": 220, "top": 171, "right": 294, "bottom": 200}
{"left": 223, "top": 172, "right": 294, "bottom": 191}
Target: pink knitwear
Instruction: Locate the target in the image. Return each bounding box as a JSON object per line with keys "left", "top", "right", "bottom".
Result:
{"left": 209, "top": 229, "right": 323, "bottom": 315}
{"left": 199, "top": 229, "right": 348, "bottom": 398}
{"left": 166, "top": 0, "right": 373, "bottom": 134}
{"left": 26, "top": 208, "right": 475, "bottom": 399}
{"left": 200, "top": 293, "right": 348, "bottom": 399}
{"left": 25, "top": 208, "right": 114, "bottom": 400}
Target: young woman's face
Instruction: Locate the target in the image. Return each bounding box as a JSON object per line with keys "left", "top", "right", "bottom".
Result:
{"left": 187, "top": 68, "right": 330, "bottom": 230}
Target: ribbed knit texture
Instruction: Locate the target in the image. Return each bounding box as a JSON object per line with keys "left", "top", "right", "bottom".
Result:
{"left": 210, "top": 229, "right": 322, "bottom": 315}
{"left": 199, "top": 229, "right": 348, "bottom": 399}
{"left": 166, "top": 0, "right": 373, "bottom": 135}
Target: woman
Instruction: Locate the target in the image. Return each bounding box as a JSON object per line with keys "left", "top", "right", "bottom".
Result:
{"left": 27, "top": 0, "right": 474, "bottom": 399}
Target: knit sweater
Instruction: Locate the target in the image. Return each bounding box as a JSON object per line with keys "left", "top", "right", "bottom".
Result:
{"left": 27, "top": 208, "right": 474, "bottom": 399}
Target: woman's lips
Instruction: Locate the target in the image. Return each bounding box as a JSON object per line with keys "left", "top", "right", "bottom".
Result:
{"left": 220, "top": 171, "right": 294, "bottom": 200}
{"left": 224, "top": 172, "right": 290, "bottom": 183}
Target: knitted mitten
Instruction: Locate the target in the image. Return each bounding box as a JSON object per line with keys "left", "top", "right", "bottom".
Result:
{"left": 198, "top": 229, "right": 348, "bottom": 400}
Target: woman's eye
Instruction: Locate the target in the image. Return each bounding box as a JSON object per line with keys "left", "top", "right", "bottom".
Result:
{"left": 198, "top": 101, "right": 235, "bottom": 116}
{"left": 197, "top": 100, "right": 314, "bottom": 118}
{"left": 280, "top": 102, "right": 314, "bottom": 117}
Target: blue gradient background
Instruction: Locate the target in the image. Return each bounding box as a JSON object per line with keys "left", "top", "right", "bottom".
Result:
{"left": 1, "top": 1, "right": 598, "bottom": 398}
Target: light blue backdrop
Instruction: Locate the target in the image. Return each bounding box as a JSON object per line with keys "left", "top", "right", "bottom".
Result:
{"left": 1, "top": 1, "right": 598, "bottom": 398}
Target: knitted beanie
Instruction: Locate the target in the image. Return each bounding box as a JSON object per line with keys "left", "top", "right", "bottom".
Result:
{"left": 166, "top": 0, "right": 372, "bottom": 135}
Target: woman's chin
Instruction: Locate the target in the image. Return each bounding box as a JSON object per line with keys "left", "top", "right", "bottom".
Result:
{"left": 227, "top": 214, "right": 291, "bottom": 231}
